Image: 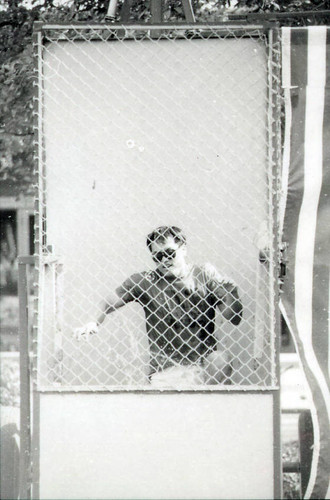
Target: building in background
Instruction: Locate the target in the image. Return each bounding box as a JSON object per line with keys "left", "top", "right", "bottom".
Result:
{"left": 0, "top": 181, "right": 34, "bottom": 351}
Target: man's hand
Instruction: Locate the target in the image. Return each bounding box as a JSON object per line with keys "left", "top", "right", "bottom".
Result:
{"left": 73, "top": 322, "right": 99, "bottom": 341}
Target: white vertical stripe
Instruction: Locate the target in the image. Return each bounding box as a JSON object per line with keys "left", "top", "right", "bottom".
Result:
{"left": 293, "top": 26, "right": 330, "bottom": 500}
{"left": 282, "top": 28, "right": 292, "bottom": 89}
{"left": 308, "top": 27, "right": 328, "bottom": 88}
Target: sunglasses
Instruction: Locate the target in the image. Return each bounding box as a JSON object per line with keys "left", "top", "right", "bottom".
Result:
{"left": 152, "top": 248, "right": 177, "bottom": 263}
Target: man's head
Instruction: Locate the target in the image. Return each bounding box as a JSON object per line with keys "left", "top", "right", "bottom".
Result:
{"left": 146, "top": 226, "right": 188, "bottom": 277}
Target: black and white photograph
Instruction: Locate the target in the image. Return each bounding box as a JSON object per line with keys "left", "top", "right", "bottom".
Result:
{"left": 1, "top": 1, "right": 329, "bottom": 499}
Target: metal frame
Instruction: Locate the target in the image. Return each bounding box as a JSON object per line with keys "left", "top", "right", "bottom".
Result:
{"left": 18, "top": 255, "right": 35, "bottom": 499}
{"left": 267, "top": 26, "right": 283, "bottom": 500}
{"left": 34, "top": 22, "right": 280, "bottom": 393}
{"left": 28, "top": 22, "right": 283, "bottom": 499}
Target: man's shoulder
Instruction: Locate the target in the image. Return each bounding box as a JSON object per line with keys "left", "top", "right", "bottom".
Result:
{"left": 124, "top": 270, "right": 158, "bottom": 287}
{"left": 193, "top": 262, "right": 220, "bottom": 279}
{"left": 118, "top": 270, "right": 159, "bottom": 297}
{"left": 194, "top": 263, "right": 235, "bottom": 286}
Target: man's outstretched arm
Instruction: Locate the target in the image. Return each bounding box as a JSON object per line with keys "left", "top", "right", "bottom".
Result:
{"left": 73, "top": 290, "right": 131, "bottom": 340}
{"left": 96, "top": 292, "right": 129, "bottom": 326}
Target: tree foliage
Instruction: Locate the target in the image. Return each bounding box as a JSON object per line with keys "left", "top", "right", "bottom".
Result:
{"left": 0, "top": 0, "right": 329, "bottom": 195}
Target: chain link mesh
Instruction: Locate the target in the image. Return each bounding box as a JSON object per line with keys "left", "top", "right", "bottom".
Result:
{"left": 33, "top": 24, "right": 281, "bottom": 391}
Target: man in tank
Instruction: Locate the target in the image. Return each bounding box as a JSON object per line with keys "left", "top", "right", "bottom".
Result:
{"left": 74, "top": 225, "right": 242, "bottom": 386}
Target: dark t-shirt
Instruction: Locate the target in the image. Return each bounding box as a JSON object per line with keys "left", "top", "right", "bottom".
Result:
{"left": 116, "top": 263, "right": 236, "bottom": 372}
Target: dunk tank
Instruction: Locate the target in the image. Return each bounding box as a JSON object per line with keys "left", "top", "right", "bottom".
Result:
{"left": 30, "top": 23, "right": 282, "bottom": 499}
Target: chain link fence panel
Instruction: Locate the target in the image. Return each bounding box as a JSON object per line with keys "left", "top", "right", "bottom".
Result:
{"left": 33, "top": 24, "right": 281, "bottom": 391}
